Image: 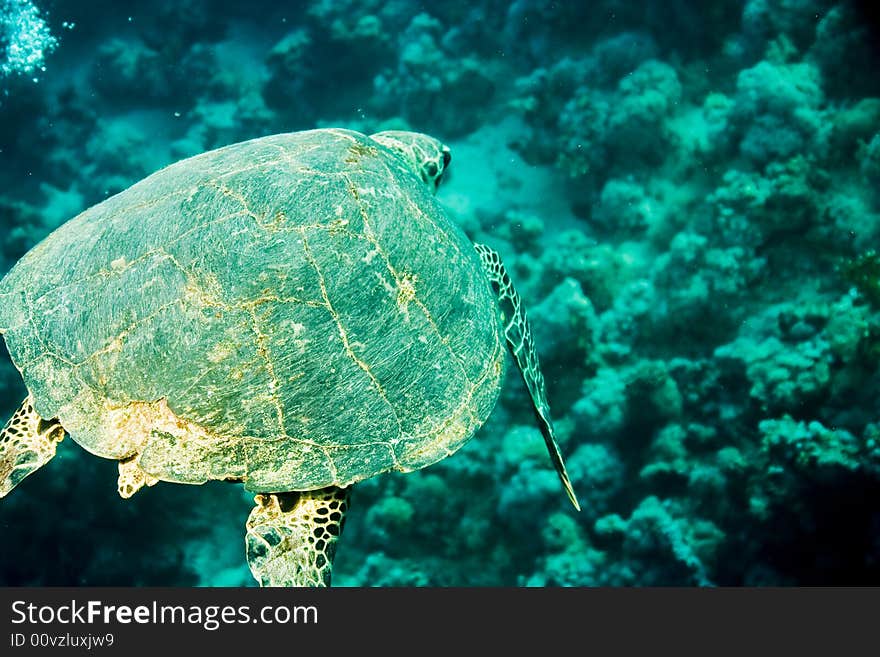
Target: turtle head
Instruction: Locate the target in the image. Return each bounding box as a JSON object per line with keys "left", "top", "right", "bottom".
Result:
{"left": 370, "top": 130, "right": 451, "bottom": 194}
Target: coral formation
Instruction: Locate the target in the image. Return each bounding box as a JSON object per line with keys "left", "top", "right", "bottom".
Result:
{"left": 1, "top": 0, "right": 879, "bottom": 586}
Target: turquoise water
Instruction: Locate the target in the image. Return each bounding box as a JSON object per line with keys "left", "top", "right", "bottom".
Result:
{"left": 0, "top": 0, "right": 878, "bottom": 586}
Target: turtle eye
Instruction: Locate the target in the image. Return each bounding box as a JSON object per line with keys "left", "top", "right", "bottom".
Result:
{"left": 425, "top": 162, "right": 438, "bottom": 179}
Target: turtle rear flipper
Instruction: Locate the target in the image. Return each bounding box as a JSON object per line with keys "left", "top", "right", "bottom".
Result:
{"left": 475, "top": 244, "right": 581, "bottom": 511}
{"left": 0, "top": 396, "right": 65, "bottom": 498}
{"left": 245, "top": 486, "right": 351, "bottom": 587}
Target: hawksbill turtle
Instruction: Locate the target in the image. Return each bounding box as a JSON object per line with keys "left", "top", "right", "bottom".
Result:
{"left": 0, "top": 128, "right": 579, "bottom": 586}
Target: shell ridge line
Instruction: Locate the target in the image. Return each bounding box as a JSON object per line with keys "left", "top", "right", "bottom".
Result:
{"left": 342, "top": 170, "right": 473, "bottom": 387}
{"left": 70, "top": 297, "right": 185, "bottom": 369}
{"left": 215, "top": 156, "right": 289, "bottom": 181}
{"left": 20, "top": 289, "right": 76, "bottom": 370}
{"left": 245, "top": 305, "right": 287, "bottom": 436}
{"left": 297, "top": 227, "right": 404, "bottom": 444}
{"left": 265, "top": 141, "right": 324, "bottom": 168}
{"left": 30, "top": 247, "right": 174, "bottom": 307}
{"left": 405, "top": 322, "right": 503, "bottom": 454}
{"left": 207, "top": 180, "right": 262, "bottom": 224}
{"left": 90, "top": 186, "right": 198, "bottom": 232}
{"left": 163, "top": 209, "right": 251, "bottom": 253}
{"left": 245, "top": 427, "right": 338, "bottom": 484}
{"left": 326, "top": 441, "right": 402, "bottom": 477}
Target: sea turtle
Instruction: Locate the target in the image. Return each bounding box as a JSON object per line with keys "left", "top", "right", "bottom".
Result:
{"left": 0, "top": 128, "right": 579, "bottom": 586}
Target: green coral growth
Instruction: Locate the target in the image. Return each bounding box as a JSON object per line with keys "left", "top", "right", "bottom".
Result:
{"left": 841, "top": 250, "right": 880, "bottom": 309}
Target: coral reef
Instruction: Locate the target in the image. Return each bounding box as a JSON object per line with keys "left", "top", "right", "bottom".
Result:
{"left": 0, "top": 0, "right": 878, "bottom": 587}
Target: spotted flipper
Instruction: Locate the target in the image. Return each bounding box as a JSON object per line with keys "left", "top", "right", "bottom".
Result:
{"left": 0, "top": 396, "right": 65, "bottom": 498}
{"left": 475, "top": 244, "right": 580, "bottom": 511}
{"left": 245, "top": 486, "right": 351, "bottom": 587}
{"left": 117, "top": 455, "right": 158, "bottom": 499}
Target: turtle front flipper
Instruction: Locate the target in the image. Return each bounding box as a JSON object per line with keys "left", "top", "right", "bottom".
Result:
{"left": 0, "top": 396, "right": 65, "bottom": 498}
{"left": 245, "top": 486, "right": 351, "bottom": 587}
{"left": 475, "top": 243, "right": 581, "bottom": 511}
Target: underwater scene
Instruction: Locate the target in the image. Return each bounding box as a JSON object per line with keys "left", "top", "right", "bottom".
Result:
{"left": 0, "top": 0, "right": 879, "bottom": 586}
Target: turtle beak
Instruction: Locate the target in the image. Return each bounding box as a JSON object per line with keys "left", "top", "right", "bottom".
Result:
{"left": 435, "top": 167, "right": 450, "bottom": 192}
{"left": 435, "top": 148, "right": 452, "bottom": 192}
